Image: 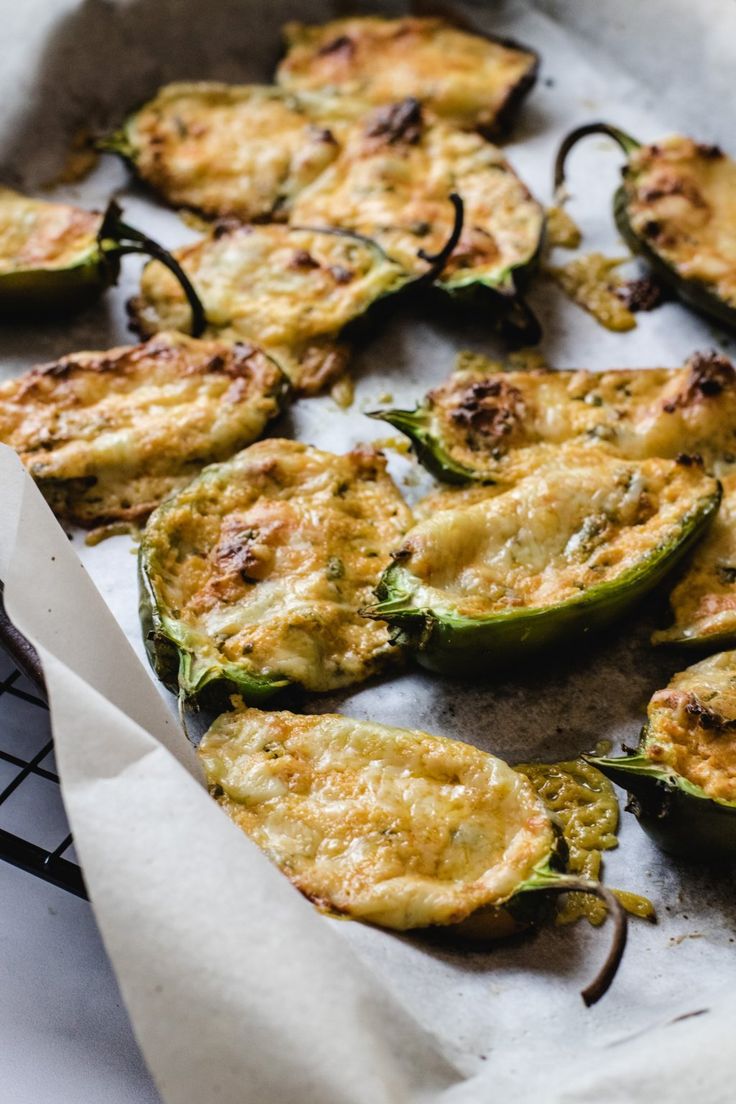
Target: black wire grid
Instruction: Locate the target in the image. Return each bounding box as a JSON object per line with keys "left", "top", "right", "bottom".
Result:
{"left": 0, "top": 651, "right": 85, "bottom": 898}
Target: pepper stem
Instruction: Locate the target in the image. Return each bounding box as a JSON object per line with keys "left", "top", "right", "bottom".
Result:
{"left": 98, "top": 200, "right": 206, "bottom": 337}
{"left": 554, "top": 122, "right": 642, "bottom": 194}
{"left": 541, "top": 875, "right": 628, "bottom": 1006}
{"left": 415, "top": 192, "right": 465, "bottom": 283}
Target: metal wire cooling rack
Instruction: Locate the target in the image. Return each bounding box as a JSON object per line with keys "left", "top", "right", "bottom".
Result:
{"left": 0, "top": 649, "right": 85, "bottom": 898}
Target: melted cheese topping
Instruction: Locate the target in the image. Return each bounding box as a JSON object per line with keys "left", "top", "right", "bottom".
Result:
{"left": 0, "top": 333, "right": 285, "bottom": 526}
{"left": 199, "top": 707, "right": 553, "bottom": 930}
{"left": 277, "top": 16, "right": 537, "bottom": 134}
{"left": 131, "top": 224, "right": 407, "bottom": 395}
{"left": 645, "top": 650, "right": 736, "bottom": 802}
{"left": 654, "top": 473, "right": 736, "bottom": 645}
{"left": 545, "top": 205, "right": 582, "bottom": 250}
{"left": 123, "top": 83, "right": 351, "bottom": 221}
{"left": 422, "top": 352, "right": 736, "bottom": 482}
{"left": 390, "top": 450, "right": 717, "bottom": 618}
{"left": 0, "top": 187, "right": 100, "bottom": 274}
{"left": 547, "top": 253, "right": 636, "bottom": 331}
{"left": 625, "top": 136, "right": 736, "bottom": 307}
{"left": 142, "top": 440, "right": 412, "bottom": 692}
{"left": 291, "top": 104, "right": 543, "bottom": 289}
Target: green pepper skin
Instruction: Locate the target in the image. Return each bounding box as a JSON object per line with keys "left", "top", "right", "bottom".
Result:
{"left": 369, "top": 486, "right": 721, "bottom": 676}
{"left": 555, "top": 122, "right": 736, "bottom": 332}
{"left": 0, "top": 244, "right": 113, "bottom": 314}
{"left": 0, "top": 197, "right": 205, "bottom": 332}
{"left": 368, "top": 405, "right": 481, "bottom": 485}
{"left": 586, "top": 751, "right": 736, "bottom": 860}
{"left": 611, "top": 187, "right": 736, "bottom": 332}
{"left": 137, "top": 550, "right": 290, "bottom": 711}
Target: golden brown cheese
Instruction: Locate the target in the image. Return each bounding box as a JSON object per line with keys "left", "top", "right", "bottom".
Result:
{"left": 199, "top": 707, "right": 553, "bottom": 930}
{"left": 644, "top": 650, "right": 736, "bottom": 801}
{"left": 0, "top": 333, "right": 286, "bottom": 526}
{"left": 0, "top": 187, "right": 100, "bottom": 274}
{"left": 653, "top": 473, "right": 736, "bottom": 646}
{"left": 119, "top": 83, "right": 351, "bottom": 221}
{"left": 625, "top": 136, "right": 736, "bottom": 308}
{"left": 130, "top": 224, "right": 407, "bottom": 395}
{"left": 547, "top": 253, "right": 636, "bottom": 332}
{"left": 277, "top": 16, "right": 537, "bottom": 135}
{"left": 545, "top": 205, "right": 582, "bottom": 250}
{"left": 142, "top": 440, "right": 413, "bottom": 692}
{"left": 392, "top": 450, "right": 718, "bottom": 619}
{"left": 291, "top": 99, "right": 543, "bottom": 290}
{"left": 422, "top": 351, "right": 736, "bottom": 482}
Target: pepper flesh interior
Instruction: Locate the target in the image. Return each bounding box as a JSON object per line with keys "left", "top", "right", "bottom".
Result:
{"left": 643, "top": 651, "right": 736, "bottom": 803}
{"left": 277, "top": 15, "right": 537, "bottom": 135}
{"left": 517, "top": 759, "right": 654, "bottom": 925}
{"left": 130, "top": 223, "right": 408, "bottom": 395}
{"left": 198, "top": 706, "right": 554, "bottom": 930}
{"left": 140, "top": 439, "right": 412, "bottom": 696}
{"left": 624, "top": 136, "right": 736, "bottom": 311}
{"left": 382, "top": 351, "right": 736, "bottom": 484}
{"left": 114, "top": 83, "right": 356, "bottom": 222}
{"left": 291, "top": 99, "right": 543, "bottom": 293}
{"left": 383, "top": 451, "right": 718, "bottom": 620}
{"left": 0, "top": 332, "right": 287, "bottom": 527}
{"left": 0, "top": 186, "right": 101, "bottom": 274}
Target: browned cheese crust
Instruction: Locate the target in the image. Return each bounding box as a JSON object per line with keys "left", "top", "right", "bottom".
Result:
{"left": 645, "top": 650, "right": 736, "bottom": 801}
{"left": 291, "top": 98, "right": 543, "bottom": 289}
{"left": 130, "top": 223, "right": 407, "bottom": 395}
{"left": 0, "top": 187, "right": 101, "bottom": 274}
{"left": 625, "top": 136, "right": 736, "bottom": 308}
{"left": 277, "top": 16, "right": 537, "bottom": 135}
{"left": 423, "top": 351, "right": 736, "bottom": 483}
{"left": 0, "top": 332, "right": 287, "bottom": 526}
{"left": 142, "top": 440, "right": 413, "bottom": 692}
{"left": 120, "top": 83, "right": 351, "bottom": 221}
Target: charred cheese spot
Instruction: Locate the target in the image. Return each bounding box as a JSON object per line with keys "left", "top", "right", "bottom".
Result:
{"left": 199, "top": 707, "right": 554, "bottom": 930}
{"left": 421, "top": 352, "right": 736, "bottom": 482}
{"left": 277, "top": 16, "right": 537, "bottom": 136}
{"left": 0, "top": 187, "right": 101, "bottom": 274}
{"left": 389, "top": 450, "right": 718, "bottom": 619}
{"left": 291, "top": 102, "right": 543, "bottom": 289}
{"left": 644, "top": 651, "right": 736, "bottom": 802}
{"left": 130, "top": 224, "right": 407, "bottom": 395}
{"left": 625, "top": 136, "right": 736, "bottom": 308}
{"left": 119, "top": 83, "right": 352, "bottom": 221}
{"left": 653, "top": 473, "right": 736, "bottom": 645}
{"left": 142, "top": 440, "right": 412, "bottom": 693}
{"left": 0, "top": 333, "right": 287, "bottom": 526}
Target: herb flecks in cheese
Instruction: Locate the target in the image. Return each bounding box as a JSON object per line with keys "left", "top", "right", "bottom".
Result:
{"left": 199, "top": 707, "right": 553, "bottom": 930}
{"left": 141, "top": 439, "right": 412, "bottom": 694}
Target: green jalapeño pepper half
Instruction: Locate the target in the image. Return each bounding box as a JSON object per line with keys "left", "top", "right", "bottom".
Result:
{"left": 554, "top": 124, "right": 736, "bottom": 331}
{"left": 128, "top": 199, "right": 463, "bottom": 396}
{"left": 371, "top": 350, "right": 736, "bottom": 485}
{"left": 0, "top": 187, "right": 205, "bottom": 329}
{"left": 290, "top": 98, "right": 545, "bottom": 344}
{"left": 365, "top": 450, "right": 720, "bottom": 675}
{"left": 588, "top": 649, "right": 736, "bottom": 859}
{"left": 138, "top": 439, "right": 413, "bottom": 710}
{"left": 199, "top": 706, "right": 627, "bottom": 1005}
{"left": 652, "top": 472, "right": 736, "bottom": 650}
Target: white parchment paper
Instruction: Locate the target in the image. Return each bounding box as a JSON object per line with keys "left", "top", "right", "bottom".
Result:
{"left": 2, "top": 2, "right": 736, "bottom": 1101}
